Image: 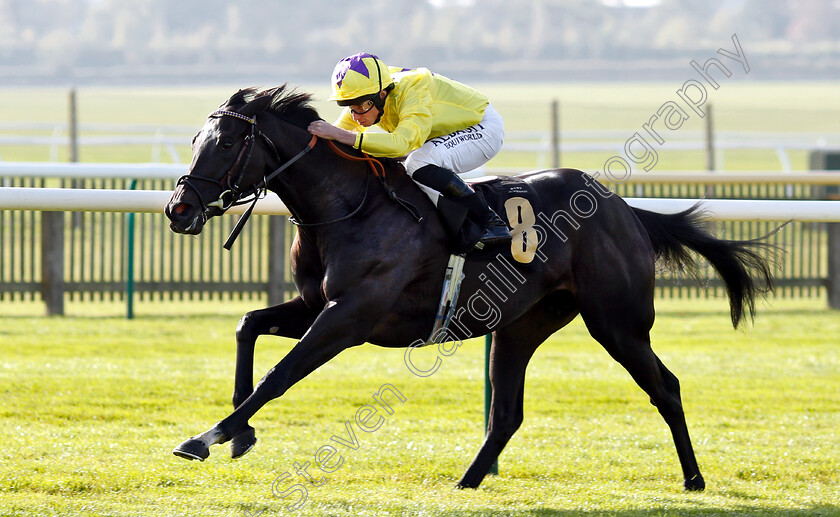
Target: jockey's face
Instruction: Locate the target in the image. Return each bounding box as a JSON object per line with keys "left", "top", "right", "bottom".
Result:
{"left": 350, "top": 102, "right": 378, "bottom": 127}
{"left": 348, "top": 91, "right": 384, "bottom": 127}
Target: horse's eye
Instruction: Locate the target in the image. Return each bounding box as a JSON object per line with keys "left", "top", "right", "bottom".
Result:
{"left": 220, "top": 140, "right": 234, "bottom": 151}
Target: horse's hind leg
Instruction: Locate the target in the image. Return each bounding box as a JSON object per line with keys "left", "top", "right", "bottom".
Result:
{"left": 458, "top": 291, "right": 578, "bottom": 489}
{"left": 229, "top": 296, "right": 319, "bottom": 458}
{"left": 652, "top": 355, "right": 705, "bottom": 491}
{"left": 578, "top": 293, "right": 705, "bottom": 491}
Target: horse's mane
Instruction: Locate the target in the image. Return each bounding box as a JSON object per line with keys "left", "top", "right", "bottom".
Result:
{"left": 225, "top": 85, "right": 320, "bottom": 129}
{"left": 224, "top": 84, "right": 405, "bottom": 173}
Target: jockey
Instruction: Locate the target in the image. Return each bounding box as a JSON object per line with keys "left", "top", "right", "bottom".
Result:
{"left": 308, "top": 52, "right": 512, "bottom": 253}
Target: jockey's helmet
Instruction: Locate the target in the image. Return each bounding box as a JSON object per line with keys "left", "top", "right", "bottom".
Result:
{"left": 329, "top": 53, "right": 392, "bottom": 106}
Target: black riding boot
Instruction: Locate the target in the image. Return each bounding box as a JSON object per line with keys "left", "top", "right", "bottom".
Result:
{"left": 413, "top": 164, "right": 512, "bottom": 251}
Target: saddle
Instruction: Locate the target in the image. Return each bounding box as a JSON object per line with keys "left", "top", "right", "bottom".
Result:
{"left": 425, "top": 175, "right": 541, "bottom": 344}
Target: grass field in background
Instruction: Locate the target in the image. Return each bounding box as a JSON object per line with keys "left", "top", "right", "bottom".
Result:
{"left": 0, "top": 298, "right": 838, "bottom": 516}
{"left": 1, "top": 81, "right": 838, "bottom": 171}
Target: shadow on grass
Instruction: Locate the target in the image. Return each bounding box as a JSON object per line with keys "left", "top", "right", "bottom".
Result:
{"left": 423, "top": 506, "right": 839, "bottom": 516}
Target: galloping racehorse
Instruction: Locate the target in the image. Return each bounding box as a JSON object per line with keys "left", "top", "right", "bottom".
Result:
{"left": 165, "top": 85, "right": 775, "bottom": 490}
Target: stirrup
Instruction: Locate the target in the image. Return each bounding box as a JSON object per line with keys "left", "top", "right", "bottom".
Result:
{"left": 425, "top": 253, "right": 466, "bottom": 345}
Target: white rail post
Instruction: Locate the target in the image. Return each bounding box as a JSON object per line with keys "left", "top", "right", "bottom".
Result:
{"left": 69, "top": 88, "right": 78, "bottom": 163}
{"left": 704, "top": 104, "right": 715, "bottom": 201}
{"left": 551, "top": 99, "right": 560, "bottom": 169}
{"left": 705, "top": 103, "right": 715, "bottom": 172}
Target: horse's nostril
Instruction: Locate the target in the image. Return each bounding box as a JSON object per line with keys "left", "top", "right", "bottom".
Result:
{"left": 167, "top": 202, "right": 195, "bottom": 221}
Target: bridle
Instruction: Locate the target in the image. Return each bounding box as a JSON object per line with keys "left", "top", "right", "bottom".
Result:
{"left": 177, "top": 109, "right": 318, "bottom": 249}
{"left": 177, "top": 109, "right": 377, "bottom": 249}
{"left": 177, "top": 107, "right": 421, "bottom": 249}
{"left": 176, "top": 109, "right": 316, "bottom": 217}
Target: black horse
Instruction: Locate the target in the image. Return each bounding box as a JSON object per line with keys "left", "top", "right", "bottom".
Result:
{"left": 165, "top": 85, "right": 775, "bottom": 491}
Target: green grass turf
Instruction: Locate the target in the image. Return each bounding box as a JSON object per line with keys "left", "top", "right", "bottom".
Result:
{"left": 0, "top": 297, "right": 837, "bottom": 516}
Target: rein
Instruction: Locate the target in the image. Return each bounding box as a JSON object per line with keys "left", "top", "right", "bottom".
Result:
{"left": 284, "top": 139, "right": 381, "bottom": 227}
{"left": 321, "top": 140, "right": 424, "bottom": 225}
{"left": 288, "top": 169, "right": 371, "bottom": 227}
{"left": 287, "top": 140, "right": 395, "bottom": 227}
{"left": 289, "top": 140, "right": 423, "bottom": 227}
{"left": 325, "top": 140, "right": 386, "bottom": 178}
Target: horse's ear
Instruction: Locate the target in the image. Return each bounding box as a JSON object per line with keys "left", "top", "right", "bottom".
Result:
{"left": 241, "top": 94, "right": 273, "bottom": 117}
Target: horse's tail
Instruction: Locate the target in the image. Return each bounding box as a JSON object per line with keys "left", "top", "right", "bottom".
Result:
{"left": 632, "top": 203, "right": 780, "bottom": 328}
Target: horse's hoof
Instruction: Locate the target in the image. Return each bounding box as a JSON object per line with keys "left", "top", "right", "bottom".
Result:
{"left": 684, "top": 474, "right": 705, "bottom": 491}
{"left": 173, "top": 438, "right": 210, "bottom": 461}
{"left": 455, "top": 477, "right": 479, "bottom": 490}
{"left": 231, "top": 426, "right": 257, "bottom": 459}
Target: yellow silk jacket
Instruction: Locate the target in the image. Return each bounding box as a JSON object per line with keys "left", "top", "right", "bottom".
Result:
{"left": 334, "top": 67, "right": 489, "bottom": 158}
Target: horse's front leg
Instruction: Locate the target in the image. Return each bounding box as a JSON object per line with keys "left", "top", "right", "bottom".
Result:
{"left": 173, "top": 294, "right": 383, "bottom": 462}
{"left": 229, "top": 295, "right": 321, "bottom": 458}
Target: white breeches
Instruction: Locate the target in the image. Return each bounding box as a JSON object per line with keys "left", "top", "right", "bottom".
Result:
{"left": 403, "top": 103, "right": 505, "bottom": 204}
